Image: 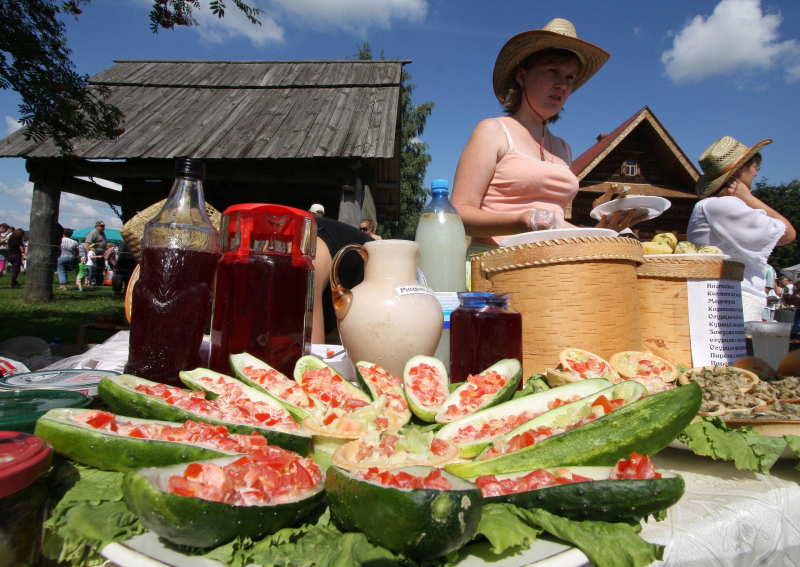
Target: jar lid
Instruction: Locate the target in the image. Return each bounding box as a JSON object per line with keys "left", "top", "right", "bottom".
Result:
{"left": 0, "top": 369, "right": 120, "bottom": 397}
{"left": 457, "top": 291, "right": 512, "bottom": 308}
{"left": 0, "top": 431, "right": 52, "bottom": 499}
{"left": 0, "top": 389, "right": 93, "bottom": 434}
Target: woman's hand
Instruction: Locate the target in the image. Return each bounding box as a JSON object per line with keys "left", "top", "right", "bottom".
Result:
{"left": 722, "top": 179, "right": 751, "bottom": 199}
{"left": 596, "top": 209, "right": 648, "bottom": 231}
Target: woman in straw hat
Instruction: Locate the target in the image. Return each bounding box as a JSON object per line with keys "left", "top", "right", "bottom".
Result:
{"left": 451, "top": 18, "right": 643, "bottom": 254}
{"left": 687, "top": 136, "right": 796, "bottom": 322}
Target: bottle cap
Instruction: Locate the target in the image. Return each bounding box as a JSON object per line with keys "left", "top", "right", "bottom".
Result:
{"left": 174, "top": 157, "right": 206, "bottom": 181}
{"left": 457, "top": 291, "right": 512, "bottom": 308}
{"left": 431, "top": 179, "right": 449, "bottom": 193}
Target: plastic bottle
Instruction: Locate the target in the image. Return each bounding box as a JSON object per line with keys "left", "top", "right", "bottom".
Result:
{"left": 415, "top": 179, "right": 467, "bottom": 372}
{"left": 124, "top": 157, "right": 220, "bottom": 386}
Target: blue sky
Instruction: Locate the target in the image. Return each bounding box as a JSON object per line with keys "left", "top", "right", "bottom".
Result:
{"left": 2, "top": 0, "right": 799, "bottom": 230}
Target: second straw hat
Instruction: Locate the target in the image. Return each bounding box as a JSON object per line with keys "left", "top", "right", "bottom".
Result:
{"left": 493, "top": 18, "right": 610, "bottom": 102}
{"left": 695, "top": 136, "right": 772, "bottom": 197}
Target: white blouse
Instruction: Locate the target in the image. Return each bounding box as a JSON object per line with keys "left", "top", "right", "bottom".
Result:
{"left": 687, "top": 196, "right": 785, "bottom": 300}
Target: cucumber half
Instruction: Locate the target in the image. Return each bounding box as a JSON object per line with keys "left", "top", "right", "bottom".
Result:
{"left": 475, "top": 466, "right": 685, "bottom": 522}
{"left": 293, "top": 355, "right": 370, "bottom": 406}
{"left": 34, "top": 408, "right": 240, "bottom": 471}
{"left": 403, "top": 355, "right": 450, "bottom": 423}
{"left": 123, "top": 456, "right": 324, "bottom": 548}
{"left": 355, "top": 360, "right": 412, "bottom": 426}
{"left": 229, "top": 352, "right": 317, "bottom": 421}
{"left": 446, "top": 382, "right": 702, "bottom": 477}
{"left": 435, "top": 378, "right": 613, "bottom": 458}
{"left": 325, "top": 465, "right": 482, "bottom": 560}
{"left": 434, "top": 359, "right": 522, "bottom": 424}
{"left": 98, "top": 375, "right": 311, "bottom": 455}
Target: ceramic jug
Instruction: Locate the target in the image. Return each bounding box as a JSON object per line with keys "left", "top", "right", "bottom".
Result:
{"left": 331, "top": 240, "right": 443, "bottom": 378}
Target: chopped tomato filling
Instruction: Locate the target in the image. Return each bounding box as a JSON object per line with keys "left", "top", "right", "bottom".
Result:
{"left": 242, "top": 365, "right": 315, "bottom": 410}
{"left": 73, "top": 410, "right": 275, "bottom": 454}
{"left": 547, "top": 395, "right": 582, "bottom": 409}
{"left": 357, "top": 364, "right": 409, "bottom": 415}
{"left": 565, "top": 355, "right": 613, "bottom": 379}
{"left": 166, "top": 446, "right": 322, "bottom": 505}
{"left": 610, "top": 452, "right": 661, "bottom": 480}
{"left": 407, "top": 363, "right": 448, "bottom": 408}
{"left": 300, "top": 367, "right": 366, "bottom": 410}
{"left": 452, "top": 410, "right": 540, "bottom": 444}
{"left": 358, "top": 467, "right": 452, "bottom": 490}
{"left": 133, "top": 383, "right": 298, "bottom": 431}
{"left": 443, "top": 370, "right": 507, "bottom": 420}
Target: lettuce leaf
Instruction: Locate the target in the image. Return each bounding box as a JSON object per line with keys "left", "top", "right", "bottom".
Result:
{"left": 678, "top": 417, "right": 787, "bottom": 473}
{"left": 488, "top": 504, "right": 663, "bottom": 567}
{"left": 785, "top": 435, "right": 800, "bottom": 471}
{"left": 513, "top": 374, "right": 549, "bottom": 398}
{"left": 475, "top": 503, "right": 541, "bottom": 553}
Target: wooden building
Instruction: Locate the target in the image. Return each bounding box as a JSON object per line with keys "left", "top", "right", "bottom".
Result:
{"left": 0, "top": 60, "right": 407, "bottom": 301}
{"left": 569, "top": 106, "right": 700, "bottom": 240}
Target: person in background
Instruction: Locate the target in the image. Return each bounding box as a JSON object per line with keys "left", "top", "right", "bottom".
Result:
{"left": 0, "top": 223, "right": 11, "bottom": 275}
{"left": 451, "top": 18, "right": 644, "bottom": 257}
{"left": 309, "top": 204, "right": 325, "bottom": 218}
{"left": 359, "top": 218, "right": 382, "bottom": 240}
{"left": 687, "top": 136, "right": 796, "bottom": 323}
{"left": 87, "top": 245, "right": 104, "bottom": 289}
{"left": 76, "top": 256, "right": 88, "bottom": 292}
{"left": 84, "top": 220, "right": 107, "bottom": 285}
{"left": 112, "top": 240, "right": 137, "bottom": 294}
{"left": 312, "top": 217, "right": 373, "bottom": 344}
{"left": 21, "top": 234, "right": 29, "bottom": 272}
{"left": 6, "top": 228, "right": 25, "bottom": 288}
{"left": 57, "top": 228, "right": 79, "bottom": 291}
{"left": 104, "top": 243, "right": 117, "bottom": 281}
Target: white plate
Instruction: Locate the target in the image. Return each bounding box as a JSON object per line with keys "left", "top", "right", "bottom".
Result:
{"left": 590, "top": 196, "right": 671, "bottom": 222}
{"left": 499, "top": 228, "right": 617, "bottom": 247}
{"left": 644, "top": 253, "right": 730, "bottom": 259}
{"left": 310, "top": 344, "right": 356, "bottom": 382}
{"left": 102, "top": 531, "right": 590, "bottom": 567}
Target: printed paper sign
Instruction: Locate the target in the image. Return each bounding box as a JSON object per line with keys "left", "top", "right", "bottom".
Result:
{"left": 395, "top": 285, "right": 435, "bottom": 297}
{"left": 687, "top": 280, "right": 748, "bottom": 366}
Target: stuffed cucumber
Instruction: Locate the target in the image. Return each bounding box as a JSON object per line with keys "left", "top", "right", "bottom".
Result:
{"left": 123, "top": 452, "right": 324, "bottom": 548}
{"left": 98, "top": 374, "right": 311, "bottom": 455}
{"left": 435, "top": 378, "right": 612, "bottom": 457}
{"left": 293, "top": 355, "right": 370, "bottom": 409}
{"left": 229, "top": 352, "right": 317, "bottom": 421}
{"left": 355, "top": 361, "right": 412, "bottom": 425}
{"left": 472, "top": 455, "right": 684, "bottom": 521}
{"left": 325, "top": 465, "right": 482, "bottom": 560}
{"left": 435, "top": 358, "right": 522, "bottom": 423}
{"left": 403, "top": 355, "right": 450, "bottom": 422}
{"left": 34, "top": 408, "right": 269, "bottom": 471}
{"left": 447, "top": 382, "right": 702, "bottom": 477}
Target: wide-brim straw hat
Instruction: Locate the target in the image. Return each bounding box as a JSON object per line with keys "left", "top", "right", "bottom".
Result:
{"left": 695, "top": 136, "right": 772, "bottom": 197}
{"left": 493, "top": 18, "right": 610, "bottom": 102}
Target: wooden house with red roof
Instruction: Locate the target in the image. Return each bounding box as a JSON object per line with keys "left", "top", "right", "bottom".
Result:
{"left": 568, "top": 106, "right": 700, "bottom": 239}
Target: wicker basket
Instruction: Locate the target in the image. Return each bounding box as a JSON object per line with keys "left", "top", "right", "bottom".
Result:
{"left": 120, "top": 199, "right": 222, "bottom": 262}
{"left": 636, "top": 256, "right": 745, "bottom": 368}
{"left": 470, "top": 236, "right": 645, "bottom": 378}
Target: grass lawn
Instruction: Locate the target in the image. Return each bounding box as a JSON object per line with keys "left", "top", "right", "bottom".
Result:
{"left": 0, "top": 271, "right": 128, "bottom": 345}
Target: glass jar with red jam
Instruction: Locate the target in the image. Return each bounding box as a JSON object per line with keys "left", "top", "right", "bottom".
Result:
{"left": 450, "top": 292, "right": 522, "bottom": 387}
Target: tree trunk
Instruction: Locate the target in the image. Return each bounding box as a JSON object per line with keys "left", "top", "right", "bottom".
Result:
{"left": 338, "top": 178, "right": 363, "bottom": 228}
{"left": 24, "top": 178, "right": 61, "bottom": 303}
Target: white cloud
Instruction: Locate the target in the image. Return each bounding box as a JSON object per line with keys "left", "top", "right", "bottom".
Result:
{"left": 662, "top": 0, "right": 800, "bottom": 84}
{"left": 5, "top": 117, "right": 22, "bottom": 135}
{"left": 0, "top": 180, "right": 123, "bottom": 231}
{"left": 191, "top": 1, "right": 284, "bottom": 46}
{"left": 270, "top": 0, "right": 427, "bottom": 36}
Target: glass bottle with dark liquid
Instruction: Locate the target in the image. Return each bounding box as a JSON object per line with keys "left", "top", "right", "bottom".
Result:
{"left": 124, "top": 158, "right": 220, "bottom": 386}
{"left": 450, "top": 292, "right": 523, "bottom": 388}
{"left": 209, "top": 205, "right": 315, "bottom": 377}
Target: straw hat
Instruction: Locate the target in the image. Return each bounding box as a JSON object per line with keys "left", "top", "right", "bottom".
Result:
{"left": 493, "top": 18, "right": 610, "bottom": 102}
{"left": 695, "top": 136, "right": 772, "bottom": 197}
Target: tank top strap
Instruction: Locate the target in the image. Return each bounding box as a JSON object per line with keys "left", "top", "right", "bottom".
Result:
{"left": 493, "top": 117, "right": 515, "bottom": 152}
{"left": 560, "top": 137, "right": 571, "bottom": 165}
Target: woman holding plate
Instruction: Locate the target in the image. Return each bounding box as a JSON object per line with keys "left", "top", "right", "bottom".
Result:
{"left": 687, "top": 136, "right": 796, "bottom": 322}
{"left": 451, "top": 18, "right": 645, "bottom": 255}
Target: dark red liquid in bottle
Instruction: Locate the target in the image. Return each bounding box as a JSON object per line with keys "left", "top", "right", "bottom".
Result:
{"left": 125, "top": 247, "right": 219, "bottom": 386}
{"left": 450, "top": 301, "right": 523, "bottom": 388}
{"left": 209, "top": 256, "right": 312, "bottom": 377}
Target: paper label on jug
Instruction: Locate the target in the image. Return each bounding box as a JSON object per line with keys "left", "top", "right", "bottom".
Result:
{"left": 395, "top": 285, "right": 435, "bottom": 297}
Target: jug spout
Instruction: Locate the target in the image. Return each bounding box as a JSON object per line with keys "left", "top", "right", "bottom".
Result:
{"left": 330, "top": 243, "right": 367, "bottom": 322}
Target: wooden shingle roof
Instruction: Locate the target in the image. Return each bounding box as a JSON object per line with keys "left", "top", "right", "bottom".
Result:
{"left": 0, "top": 60, "right": 408, "bottom": 160}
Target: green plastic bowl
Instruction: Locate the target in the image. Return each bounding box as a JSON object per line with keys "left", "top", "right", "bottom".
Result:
{"left": 0, "top": 389, "right": 93, "bottom": 434}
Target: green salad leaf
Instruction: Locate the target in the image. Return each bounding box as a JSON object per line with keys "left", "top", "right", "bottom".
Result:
{"left": 678, "top": 417, "right": 787, "bottom": 473}
{"left": 785, "top": 435, "right": 800, "bottom": 471}
{"left": 513, "top": 374, "right": 549, "bottom": 398}
{"left": 475, "top": 503, "right": 541, "bottom": 553}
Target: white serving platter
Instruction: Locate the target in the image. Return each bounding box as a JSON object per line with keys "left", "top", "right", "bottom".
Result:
{"left": 644, "top": 254, "right": 730, "bottom": 259}
{"left": 590, "top": 196, "right": 671, "bottom": 222}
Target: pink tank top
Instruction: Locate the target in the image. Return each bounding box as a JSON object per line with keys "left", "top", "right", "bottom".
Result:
{"left": 475, "top": 117, "right": 579, "bottom": 246}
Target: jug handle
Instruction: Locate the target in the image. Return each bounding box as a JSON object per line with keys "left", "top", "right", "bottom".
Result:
{"left": 330, "top": 243, "right": 368, "bottom": 321}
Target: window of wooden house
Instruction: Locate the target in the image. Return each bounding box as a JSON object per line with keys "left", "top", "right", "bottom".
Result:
{"left": 621, "top": 159, "right": 638, "bottom": 178}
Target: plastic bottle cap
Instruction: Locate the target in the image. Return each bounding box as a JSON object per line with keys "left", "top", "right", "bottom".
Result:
{"left": 174, "top": 157, "right": 206, "bottom": 181}
{"left": 0, "top": 432, "right": 52, "bottom": 499}
{"left": 431, "top": 179, "right": 449, "bottom": 192}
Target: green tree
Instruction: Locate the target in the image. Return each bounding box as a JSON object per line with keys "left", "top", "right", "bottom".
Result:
{"left": 0, "top": 0, "right": 261, "bottom": 155}
{"left": 753, "top": 179, "right": 800, "bottom": 272}
{"left": 351, "top": 43, "right": 434, "bottom": 240}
